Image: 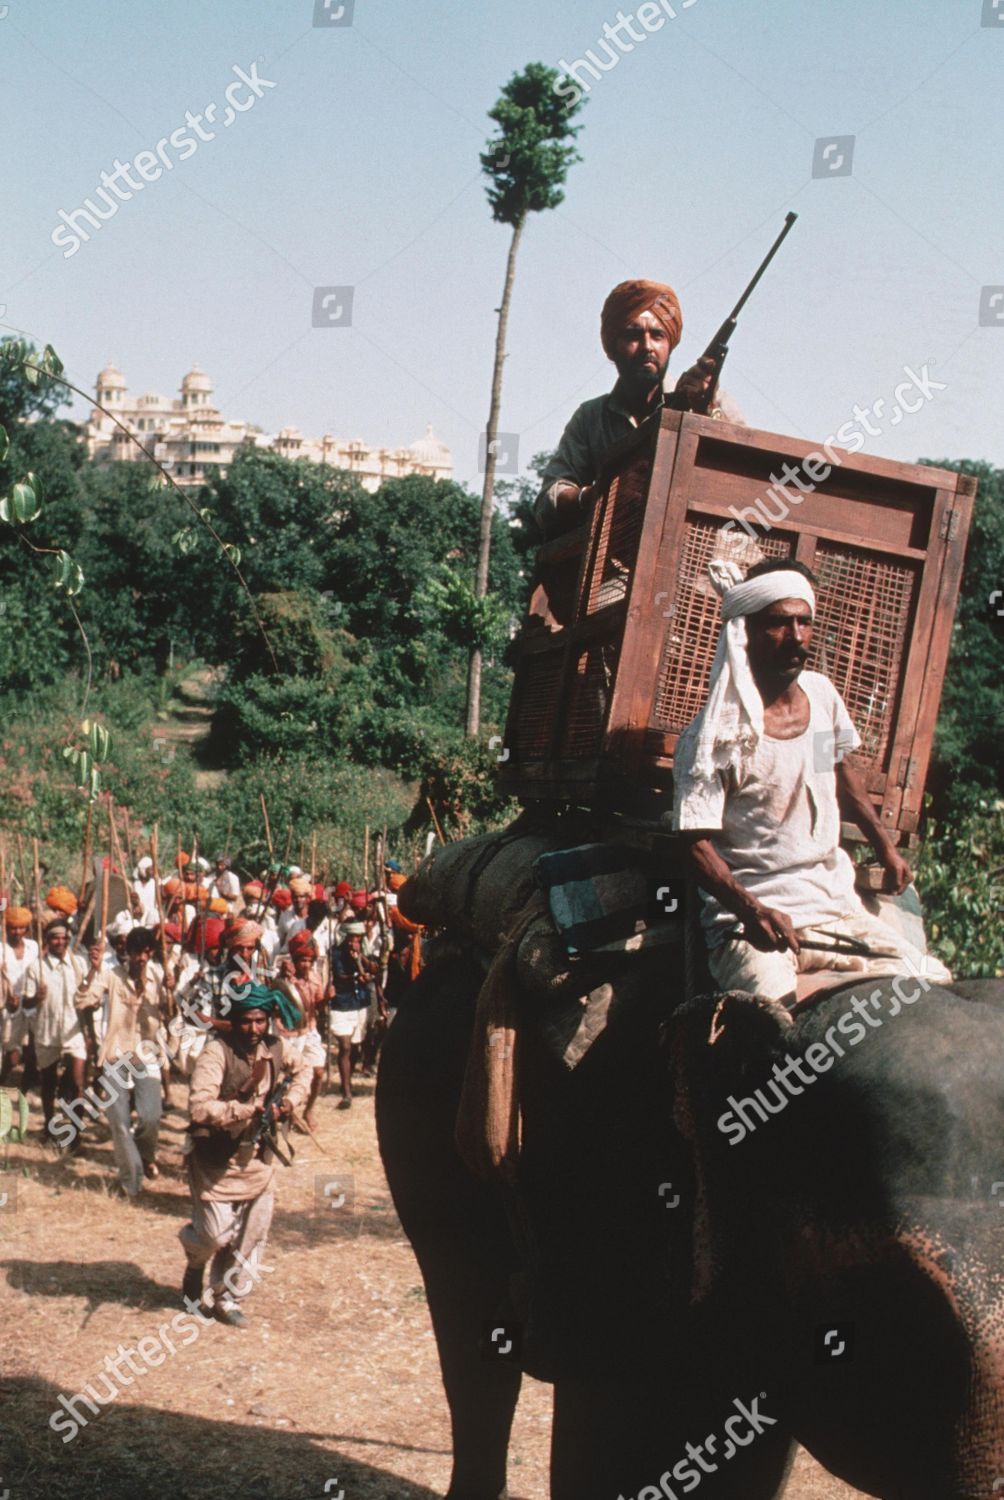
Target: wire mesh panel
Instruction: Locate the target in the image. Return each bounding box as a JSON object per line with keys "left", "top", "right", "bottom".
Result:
{"left": 513, "top": 653, "right": 564, "bottom": 761}
{"left": 584, "top": 457, "right": 650, "bottom": 615}
{"left": 562, "top": 643, "right": 618, "bottom": 757}
{"left": 501, "top": 410, "right": 973, "bottom": 827}
{"left": 810, "top": 546, "right": 916, "bottom": 767}
{"left": 652, "top": 520, "right": 792, "bottom": 733}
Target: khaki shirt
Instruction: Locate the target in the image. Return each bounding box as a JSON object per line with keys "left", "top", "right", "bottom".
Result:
{"left": 535, "top": 378, "right": 745, "bottom": 537}
{"left": 187, "top": 1033, "right": 313, "bottom": 1202}
{"left": 77, "top": 960, "right": 169, "bottom": 1068}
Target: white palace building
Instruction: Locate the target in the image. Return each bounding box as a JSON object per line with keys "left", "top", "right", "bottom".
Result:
{"left": 85, "top": 364, "right": 453, "bottom": 491}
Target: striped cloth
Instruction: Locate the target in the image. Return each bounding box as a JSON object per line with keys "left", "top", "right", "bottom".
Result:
{"left": 533, "top": 843, "right": 683, "bottom": 958}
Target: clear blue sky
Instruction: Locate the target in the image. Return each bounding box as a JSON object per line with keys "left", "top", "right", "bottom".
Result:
{"left": 2, "top": 0, "right": 1001, "bottom": 487}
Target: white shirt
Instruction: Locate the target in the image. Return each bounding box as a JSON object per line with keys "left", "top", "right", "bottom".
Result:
{"left": 132, "top": 877, "right": 160, "bottom": 926}
{"left": 26, "top": 950, "right": 87, "bottom": 1051}
{"left": 209, "top": 870, "right": 241, "bottom": 903}
{"left": 674, "top": 672, "right": 862, "bottom": 945}
{"left": 3, "top": 938, "right": 40, "bottom": 1000}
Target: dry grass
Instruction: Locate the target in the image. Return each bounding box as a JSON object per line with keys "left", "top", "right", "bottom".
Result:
{"left": 0, "top": 1079, "right": 866, "bottom": 1500}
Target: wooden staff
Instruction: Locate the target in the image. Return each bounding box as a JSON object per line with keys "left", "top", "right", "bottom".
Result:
{"left": 426, "top": 796, "right": 447, "bottom": 846}
{"left": 108, "top": 798, "right": 130, "bottom": 889}
{"left": 121, "top": 807, "right": 137, "bottom": 879}
{"left": 260, "top": 794, "right": 274, "bottom": 860}
{"left": 282, "top": 824, "right": 293, "bottom": 868}
{"left": 363, "top": 825, "right": 370, "bottom": 889}
{"left": 224, "top": 818, "right": 233, "bottom": 863}
{"left": 310, "top": 831, "right": 317, "bottom": 883}
{"left": 78, "top": 798, "right": 94, "bottom": 908}
{"left": 15, "top": 832, "right": 29, "bottom": 907}
{"left": 32, "top": 836, "right": 43, "bottom": 985}
{"left": 150, "top": 824, "right": 173, "bottom": 1013}
{"left": 1, "top": 837, "right": 9, "bottom": 1007}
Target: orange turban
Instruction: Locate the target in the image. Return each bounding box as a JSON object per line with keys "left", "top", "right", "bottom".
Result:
{"left": 5, "top": 906, "right": 32, "bottom": 927}
{"left": 600, "top": 280, "right": 682, "bottom": 359}
{"left": 223, "top": 918, "right": 262, "bottom": 948}
{"left": 46, "top": 886, "right": 78, "bottom": 915}
{"left": 208, "top": 897, "right": 228, "bottom": 914}
{"left": 387, "top": 871, "right": 407, "bottom": 892}
{"left": 289, "top": 875, "right": 312, "bottom": 897}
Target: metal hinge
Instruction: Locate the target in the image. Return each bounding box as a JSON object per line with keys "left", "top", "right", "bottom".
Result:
{"left": 897, "top": 755, "right": 917, "bottom": 789}
{"left": 939, "top": 506, "right": 960, "bottom": 541}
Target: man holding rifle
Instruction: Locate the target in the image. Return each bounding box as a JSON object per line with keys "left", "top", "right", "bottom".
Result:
{"left": 179, "top": 980, "right": 312, "bottom": 1328}
{"left": 535, "top": 215, "right": 797, "bottom": 539}
{"left": 534, "top": 279, "right": 726, "bottom": 539}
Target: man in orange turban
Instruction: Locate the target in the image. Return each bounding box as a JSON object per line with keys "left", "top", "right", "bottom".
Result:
{"left": 535, "top": 278, "right": 720, "bottom": 538}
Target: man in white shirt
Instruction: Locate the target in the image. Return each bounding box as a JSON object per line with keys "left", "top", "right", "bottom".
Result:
{"left": 24, "top": 918, "right": 88, "bottom": 1146}
{"left": 673, "top": 558, "right": 951, "bottom": 1003}
{"left": 1, "top": 905, "right": 40, "bottom": 1086}
{"left": 132, "top": 857, "right": 160, "bottom": 927}
{"left": 209, "top": 854, "right": 241, "bottom": 911}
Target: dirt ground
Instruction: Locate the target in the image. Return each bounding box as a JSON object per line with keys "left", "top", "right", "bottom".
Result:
{"left": 0, "top": 1076, "right": 869, "bottom": 1500}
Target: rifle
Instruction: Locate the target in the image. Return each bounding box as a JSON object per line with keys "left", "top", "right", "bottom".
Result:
{"left": 668, "top": 211, "right": 798, "bottom": 415}
{"left": 247, "top": 1073, "right": 293, "bottom": 1164}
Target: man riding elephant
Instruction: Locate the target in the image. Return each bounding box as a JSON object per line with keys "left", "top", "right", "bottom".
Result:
{"left": 534, "top": 278, "right": 740, "bottom": 539}
{"left": 672, "top": 556, "right": 951, "bottom": 1003}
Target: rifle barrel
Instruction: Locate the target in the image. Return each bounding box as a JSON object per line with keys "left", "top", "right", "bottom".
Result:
{"left": 727, "top": 211, "right": 798, "bottom": 322}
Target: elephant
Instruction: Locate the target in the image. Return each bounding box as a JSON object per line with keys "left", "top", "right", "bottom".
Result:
{"left": 377, "top": 943, "right": 1004, "bottom": 1500}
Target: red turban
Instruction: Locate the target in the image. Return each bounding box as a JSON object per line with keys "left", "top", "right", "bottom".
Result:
{"left": 600, "top": 280, "right": 682, "bottom": 359}
{"left": 288, "top": 930, "right": 317, "bottom": 959}
{"left": 156, "top": 921, "right": 182, "bottom": 945}
{"left": 272, "top": 888, "right": 292, "bottom": 911}
{"left": 185, "top": 916, "right": 225, "bottom": 953}
{"left": 334, "top": 881, "right": 352, "bottom": 899}
{"left": 350, "top": 890, "right": 367, "bottom": 912}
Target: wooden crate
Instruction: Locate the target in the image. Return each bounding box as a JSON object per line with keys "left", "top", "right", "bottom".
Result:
{"left": 499, "top": 409, "right": 975, "bottom": 836}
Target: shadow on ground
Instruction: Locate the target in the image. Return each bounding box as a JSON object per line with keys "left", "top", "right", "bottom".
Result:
{"left": 1, "top": 1375, "right": 444, "bottom": 1500}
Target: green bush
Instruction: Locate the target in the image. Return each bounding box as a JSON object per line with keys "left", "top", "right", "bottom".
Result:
{"left": 916, "top": 798, "right": 1004, "bottom": 977}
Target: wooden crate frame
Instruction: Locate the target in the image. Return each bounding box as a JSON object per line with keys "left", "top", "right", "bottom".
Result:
{"left": 500, "top": 409, "right": 975, "bottom": 835}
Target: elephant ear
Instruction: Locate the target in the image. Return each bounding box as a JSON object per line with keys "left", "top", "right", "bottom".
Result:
{"left": 661, "top": 989, "right": 794, "bottom": 1141}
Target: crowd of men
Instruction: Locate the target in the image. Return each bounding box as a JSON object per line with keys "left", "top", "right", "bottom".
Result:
{"left": 0, "top": 849, "right": 421, "bottom": 1172}
{"left": 1, "top": 847, "right": 424, "bottom": 1325}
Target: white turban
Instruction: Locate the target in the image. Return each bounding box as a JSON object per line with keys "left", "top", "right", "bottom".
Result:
{"left": 107, "top": 910, "right": 135, "bottom": 938}
{"left": 687, "top": 560, "right": 816, "bottom": 782}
